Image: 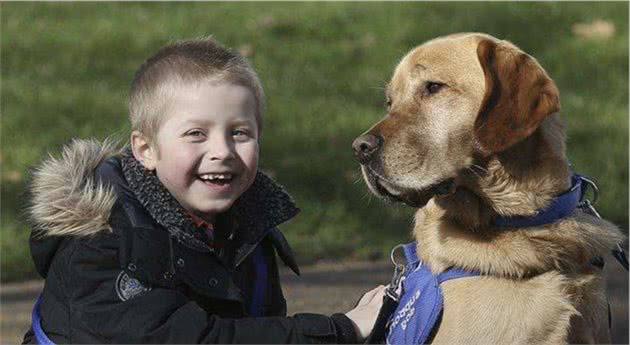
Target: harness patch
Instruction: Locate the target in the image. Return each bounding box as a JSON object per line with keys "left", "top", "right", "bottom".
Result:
{"left": 389, "top": 289, "right": 421, "bottom": 331}
{"left": 115, "top": 271, "right": 151, "bottom": 301}
{"left": 385, "top": 243, "right": 480, "bottom": 345}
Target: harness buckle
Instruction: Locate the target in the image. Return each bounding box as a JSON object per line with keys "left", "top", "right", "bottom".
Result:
{"left": 578, "top": 175, "right": 600, "bottom": 205}
{"left": 578, "top": 176, "right": 602, "bottom": 218}
{"left": 577, "top": 175, "right": 629, "bottom": 272}
{"left": 581, "top": 199, "right": 602, "bottom": 219}
{"left": 386, "top": 244, "right": 407, "bottom": 302}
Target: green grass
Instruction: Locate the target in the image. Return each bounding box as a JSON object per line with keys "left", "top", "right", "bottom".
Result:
{"left": 1, "top": 2, "right": 628, "bottom": 281}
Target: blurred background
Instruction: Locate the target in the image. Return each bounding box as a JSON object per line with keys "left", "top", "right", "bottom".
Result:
{"left": 4, "top": 2, "right": 627, "bottom": 280}
{"left": 1, "top": 2, "right": 628, "bottom": 344}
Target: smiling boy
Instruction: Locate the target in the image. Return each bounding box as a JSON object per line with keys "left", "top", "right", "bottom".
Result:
{"left": 132, "top": 82, "right": 260, "bottom": 224}
{"left": 23, "top": 37, "right": 383, "bottom": 344}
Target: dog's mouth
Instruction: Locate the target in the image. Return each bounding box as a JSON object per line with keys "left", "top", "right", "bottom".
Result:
{"left": 362, "top": 166, "right": 455, "bottom": 208}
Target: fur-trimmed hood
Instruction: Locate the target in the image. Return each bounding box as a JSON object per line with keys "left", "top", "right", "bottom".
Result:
{"left": 27, "top": 138, "right": 301, "bottom": 276}
{"left": 29, "top": 138, "right": 299, "bottom": 239}
{"left": 28, "top": 138, "right": 121, "bottom": 237}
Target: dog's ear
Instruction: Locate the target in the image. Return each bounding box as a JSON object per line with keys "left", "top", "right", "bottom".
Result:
{"left": 474, "top": 38, "right": 560, "bottom": 155}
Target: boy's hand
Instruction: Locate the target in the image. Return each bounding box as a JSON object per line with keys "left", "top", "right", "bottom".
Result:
{"left": 345, "top": 285, "right": 386, "bottom": 341}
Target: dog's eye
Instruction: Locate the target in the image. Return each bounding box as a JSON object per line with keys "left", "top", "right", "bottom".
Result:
{"left": 426, "top": 82, "right": 445, "bottom": 95}
{"left": 386, "top": 97, "right": 392, "bottom": 109}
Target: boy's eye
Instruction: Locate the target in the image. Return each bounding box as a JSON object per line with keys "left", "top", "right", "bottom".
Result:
{"left": 232, "top": 129, "right": 250, "bottom": 138}
{"left": 185, "top": 129, "right": 206, "bottom": 138}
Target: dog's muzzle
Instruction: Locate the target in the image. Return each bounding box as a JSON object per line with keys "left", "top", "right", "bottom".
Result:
{"left": 353, "top": 133, "right": 455, "bottom": 208}
{"left": 362, "top": 165, "right": 455, "bottom": 208}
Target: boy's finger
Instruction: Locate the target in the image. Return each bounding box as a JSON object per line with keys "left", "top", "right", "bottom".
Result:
{"left": 357, "top": 285, "right": 385, "bottom": 306}
{"left": 353, "top": 290, "right": 373, "bottom": 308}
{"left": 356, "top": 289, "right": 376, "bottom": 306}
{"left": 368, "top": 286, "right": 386, "bottom": 304}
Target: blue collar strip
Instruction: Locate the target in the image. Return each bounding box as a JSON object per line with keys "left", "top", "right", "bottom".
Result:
{"left": 493, "top": 174, "right": 586, "bottom": 228}
{"left": 32, "top": 294, "right": 55, "bottom": 345}
{"left": 248, "top": 245, "right": 268, "bottom": 317}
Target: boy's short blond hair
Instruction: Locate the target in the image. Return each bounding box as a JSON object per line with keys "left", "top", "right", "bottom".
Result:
{"left": 128, "top": 37, "right": 264, "bottom": 141}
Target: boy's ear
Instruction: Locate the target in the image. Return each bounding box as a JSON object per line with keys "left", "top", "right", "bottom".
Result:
{"left": 130, "top": 131, "right": 157, "bottom": 170}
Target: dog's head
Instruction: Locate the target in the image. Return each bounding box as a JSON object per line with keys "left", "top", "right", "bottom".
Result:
{"left": 353, "top": 33, "right": 560, "bottom": 208}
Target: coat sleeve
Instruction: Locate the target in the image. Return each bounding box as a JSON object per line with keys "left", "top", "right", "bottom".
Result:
{"left": 61, "top": 234, "right": 358, "bottom": 344}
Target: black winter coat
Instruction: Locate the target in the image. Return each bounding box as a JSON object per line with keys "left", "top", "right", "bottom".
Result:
{"left": 23, "top": 139, "right": 357, "bottom": 344}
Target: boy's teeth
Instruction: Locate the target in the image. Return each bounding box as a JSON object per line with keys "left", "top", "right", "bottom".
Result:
{"left": 200, "top": 173, "right": 233, "bottom": 181}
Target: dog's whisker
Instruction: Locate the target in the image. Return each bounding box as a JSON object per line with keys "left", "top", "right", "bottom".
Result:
{"left": 365, "top": 191, "right": 374, "bottom": 206}
{"left": 466, "top": 166, "right": 484, "bottom": 179}
{"left": 369, "top": 85, "right": 386, "bottom": 91}
{"left": 360, "top": 189, "right": 371, "bottom": 201}
{"left": 471, "top": 164, "right": 489, "bottom": 174}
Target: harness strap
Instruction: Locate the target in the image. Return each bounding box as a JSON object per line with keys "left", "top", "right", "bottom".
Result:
{"left": 437, "top": 267, "right": 480, "bottom": 284}
{"left": 248, "top": 245, "right": 267, "bottom": 317}
{"left": 492, "top": 173, "right": 629, "bottom": 272}
{"left": 401, "top": 242, "right": 420, "bottom": 265}
{"left": 369, "top": 242, "right": 482, "bottom": 345}
{"left": 31, "top": 294, "right": 55, "bottom": 345}
{"left": 612, "top": 244, "right": 629, "bottom": 271}
{"left": 493, "top": 174, "right": 583, "bottom": 228}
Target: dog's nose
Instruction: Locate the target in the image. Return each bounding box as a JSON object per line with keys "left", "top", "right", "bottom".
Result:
{"left": 352, "top": 134, "right": 382, "bottom": 164}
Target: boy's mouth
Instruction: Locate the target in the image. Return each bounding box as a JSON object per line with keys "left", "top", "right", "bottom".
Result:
{"left": 198, "top": 173, "right": 235, "bottom": 186}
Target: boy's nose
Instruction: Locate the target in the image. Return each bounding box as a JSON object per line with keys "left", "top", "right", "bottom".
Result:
{"left": 207, "top": 137, "right": 235, "bottom": 161}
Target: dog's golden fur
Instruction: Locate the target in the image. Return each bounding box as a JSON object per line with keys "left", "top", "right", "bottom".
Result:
{"left": 356, "top": 33, "right": 624, "bottom": 343}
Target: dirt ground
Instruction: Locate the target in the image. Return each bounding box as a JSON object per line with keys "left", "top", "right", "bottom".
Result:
{"left": 1, "top": 259, "right": 628, "bottom": 344}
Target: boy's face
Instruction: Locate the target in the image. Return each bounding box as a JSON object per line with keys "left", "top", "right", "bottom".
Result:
{"left": 134, "top": 82, "right": 259, "bottom": 223}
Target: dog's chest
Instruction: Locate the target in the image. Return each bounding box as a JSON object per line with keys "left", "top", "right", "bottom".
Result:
{"left": 386, "top": 243, "right": 479, "bottom": 345}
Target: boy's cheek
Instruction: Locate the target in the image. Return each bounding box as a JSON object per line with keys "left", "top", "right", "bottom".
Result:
{"left": 242, "top": 143, "right": 259, "bottom": 172}
{"left": 238, "top": 168, "right": 258, "bottom": 198}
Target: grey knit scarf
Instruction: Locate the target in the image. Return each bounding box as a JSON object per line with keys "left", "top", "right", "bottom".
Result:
{"left": 120, "top": 148, "right": 299, "bottom": 252}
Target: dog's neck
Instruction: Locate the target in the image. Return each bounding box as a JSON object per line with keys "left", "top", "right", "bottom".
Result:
{"left": 435, "top": 115, "right": 571, "bottom": 230}
{"left": 413, "top": 115, "right": 622, "bottom": 277}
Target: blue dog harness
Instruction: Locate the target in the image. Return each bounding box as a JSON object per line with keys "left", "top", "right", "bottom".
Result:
{"left": 366, "top": 173, "right": 628, "bottom": 345}
{"left": 384, "top": 243, "right": 479, "bottom": 345}
{"left": 493, "top": 174, "right": 627, "bottom": 271}
{"left": 493, "top": 174, "right": 590, "bottom": 228}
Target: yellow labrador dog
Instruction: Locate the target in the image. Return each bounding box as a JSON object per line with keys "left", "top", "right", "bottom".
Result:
{"left": 353, "top": 33, "right": 624, "bottom": 344}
